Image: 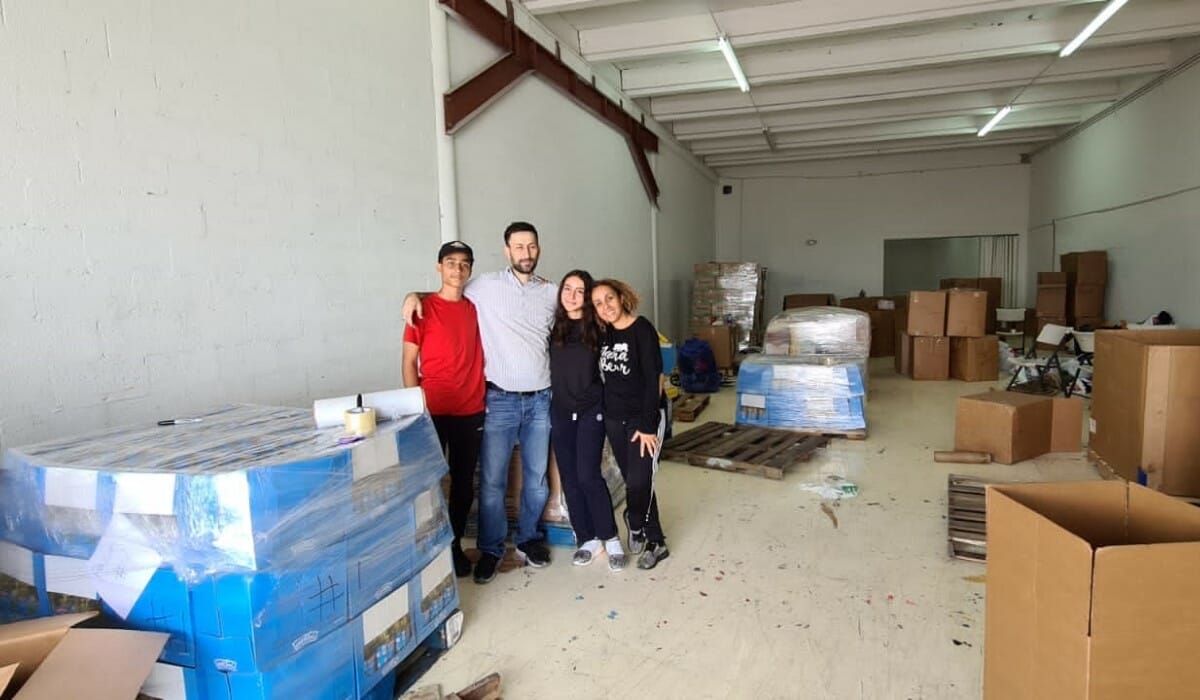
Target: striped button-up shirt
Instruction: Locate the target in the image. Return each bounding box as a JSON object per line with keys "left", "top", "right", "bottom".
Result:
{"left": 465, "top": 268, "right": 558, "bottom": 392}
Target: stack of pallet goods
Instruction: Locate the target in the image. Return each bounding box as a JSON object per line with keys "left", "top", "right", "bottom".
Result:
{"left": 840, "top": 296, "right": 901, "bottom": 358}
{"left": 689, "top": 262, "right": 768, "bottom": 353}
{"left": 1061, "top": 250, "right": 1107, "bottom": 328}
{"left": 738, "top": 307, "right": 869, "bottom": 434}
{"left": 0, "top": 404, "right": 457, "bottom": 699}
{"left": 939, "top": 277, "right": 1002, "bottom": 334}
{"left": 896, "top": 287, "right": 995, "bottom": 381}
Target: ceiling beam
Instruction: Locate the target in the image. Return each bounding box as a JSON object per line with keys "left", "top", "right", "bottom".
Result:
{"left": 521, "top": 0, "right": 642, "bottom": 14}
{"left": 647, "top": 43, "right": 1170, "bottom": 121}
{"left": 671, "top": 81, "right": 1124, "bottom": 141}
{"left": 619, "top": 1, "right": 1200, "bottom": 97}
{"left": 580, "top": 0, "right": 1091, "bottom": 63}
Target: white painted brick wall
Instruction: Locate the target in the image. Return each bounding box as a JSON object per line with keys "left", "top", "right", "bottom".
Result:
{"left": 0, "top": 0, "right": 442, "bottom": 450}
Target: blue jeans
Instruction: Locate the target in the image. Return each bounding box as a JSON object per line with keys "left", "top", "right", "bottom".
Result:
{"left": 477, "top": 387, "right": 551, "bottom": 558}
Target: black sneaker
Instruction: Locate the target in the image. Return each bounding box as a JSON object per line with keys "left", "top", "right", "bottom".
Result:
{"left": 624, "top": 510, "right": 647, "bottom": 555}
{"left": 473, "top": 552, "right": 500, "bottom": 584}
{"left": 637, "top": 542, "right": 669, "bottom": 570}
{"left": 452, "top": 544, "right": 471, "bottom": 578}
{"left": 516, "top": 540, "right": 551, "bottom": 568}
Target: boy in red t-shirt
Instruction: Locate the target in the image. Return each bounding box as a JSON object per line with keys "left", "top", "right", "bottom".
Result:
{"left": 403, "top": 241, "right": 486, "bottom": 577}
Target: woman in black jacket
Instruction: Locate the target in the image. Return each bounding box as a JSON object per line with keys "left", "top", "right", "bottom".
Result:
{"left": 592, "top": 278, "right": 669, "bottom": 570}
{"left": 549, "top": 270, "right": 626, "bottom": 571}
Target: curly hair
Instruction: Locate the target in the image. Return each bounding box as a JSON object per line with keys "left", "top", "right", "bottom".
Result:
{"left": 592, "top": 278, "right": 640, "bottom": 316}
{"left": 551, "top": 270, "right": 600, "bottom": 351}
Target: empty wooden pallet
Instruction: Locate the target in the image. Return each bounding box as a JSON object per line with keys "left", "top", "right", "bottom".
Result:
{"left": 660, "top": 421, "right": 829, "bottom": 480}
{"left": 948, "top": 474, "right": 991, "bottom": 562}
{"left": 672, "top": 394, "right": 710, "bottom": 422}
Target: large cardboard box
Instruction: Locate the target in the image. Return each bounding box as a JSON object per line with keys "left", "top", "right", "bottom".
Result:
{"left": 1051, "top": 397, "right": 1084, "bottom": 453}
{"left": 692, "top": 325, "right": 735, "bottom": 369}
{"left": 1091, "top": 329, "right": 1200, "bottom": 496}
{"left": 938, "top": 277, "right": 977, "bottom": 290}
{"left": 1068, "top": 284, "right": 1105, "bottom": 319}
{"left": 984, "top": 481, "right": 1200, "bottom": 699}
{"left": 868, "top": 309, "right": 895, "bottom": 358}
{"left": 1036, "top": 271, "right": 1067, "bottom": 285}
{"left": 0, "top": 612, "right": 166, "bottom": 698}
{"left": 954, "top": 391, "right": 1052, "bottom": 464}
{"left": 907, "top": 291, "right": 946, "bottom": 337}
{"left": 783, "top": 293, "right": 836, "bottom": 310}
{"left": 950, "top": 336, "right": 999, "bottom": 382}
{"left": 840, "top": 296, "right": 884, "bottom": 312}
{"left": 1035, "top": 285, "right": 1067, "bottom": 317}
{"left": 1060, "top": 250, "right": 1107, "bottom": 286}
{"left": 946, "top": 289, "right": 987, "bottom": 337}
{"left": 911, "top": 336, "right": 949, "bottom": 380}
{"left": 895, "top": 330, "right": 913, "bottom": 376}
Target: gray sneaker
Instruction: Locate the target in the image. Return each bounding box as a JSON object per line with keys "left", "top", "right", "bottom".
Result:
{"left": 637, "top": 542, "right": 669, "bottom": 570}
{"left": 572, "top": 547, "right": 595, "bottom": 566}
{"left": 607, "top": 551, "right": 627, "bottom": 572}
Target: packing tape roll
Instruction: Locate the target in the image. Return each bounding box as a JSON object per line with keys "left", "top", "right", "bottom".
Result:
{"left": 312, "top": 388, "right": 426, "bottom": 428}
{"left": 344, "top": 407, "right": 377, "bottom": 437}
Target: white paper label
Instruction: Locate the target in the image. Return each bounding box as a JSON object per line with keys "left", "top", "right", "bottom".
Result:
{"left": 114, "top": 473, "right": 177, "bottom": 516}
{"left": 140, "top": 663, "right": 187, "bottom": 700}
{"left": 44, "top": 554, "right": 98, "bottom": 599}
{"left": 421, "top": 549, "right": 452, "bottom": 597}
{"left": 361, "top": 582, "right": 409, "bottom": 645}
{"left": 88, "top": 513, "right": 163, "bottom": 619}
{"left": 414, "top": 489, "right": 434, "bottom": 528}
{"left": 1089, "top": 418, "right": 1097, "bottom": 433}
{"left": 740, "top": 393, "right": 766, "bottom": 409}
{"left": 0, "top": 541, "right": 35, "bottom": 586}
{"left": 43, "top": 468, "right": 98, "bottom": 509}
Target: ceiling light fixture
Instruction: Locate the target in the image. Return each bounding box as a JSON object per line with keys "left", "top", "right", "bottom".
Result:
{"left": 717, "top": 35, "right": 750, "bottom": 93}
{"left": 1059, "top": 0, "right": 1129, "bottom": 57}
{"left": 977, "top": 106, "right": 1012, "bottom": 137}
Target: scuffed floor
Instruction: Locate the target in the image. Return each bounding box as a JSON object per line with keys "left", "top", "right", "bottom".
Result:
{"left": 416, "top": 360, "right": 1097, "bottom": 699}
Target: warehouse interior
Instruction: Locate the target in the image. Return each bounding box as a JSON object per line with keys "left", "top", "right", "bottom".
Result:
{"left": 2, "top": 0, "right": 1200, "bottom": 698}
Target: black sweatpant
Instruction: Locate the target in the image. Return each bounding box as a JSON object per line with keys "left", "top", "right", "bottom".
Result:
{"left": 431, "top": 412, "right": 485, "bottom": 548}
{"left": 605, "top": 411, "right": 666, "bottom": 545}
{"left": 551, "top": 403, "right": 617, "bottom": 544}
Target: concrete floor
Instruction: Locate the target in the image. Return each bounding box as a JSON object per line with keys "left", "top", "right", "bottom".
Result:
{"left": 418, "top": 360, "right": 1098, "bottom": 699}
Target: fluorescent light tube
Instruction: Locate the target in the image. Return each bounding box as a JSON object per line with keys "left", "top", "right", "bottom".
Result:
{"left": 717, "top": 35, "right": 750, "bottom": 93}
{"left": 977, "top": 106, "right": 1012, "bottom": 137}
{"left": 1059, "top": 0, "right": 1129, "bottom": 57}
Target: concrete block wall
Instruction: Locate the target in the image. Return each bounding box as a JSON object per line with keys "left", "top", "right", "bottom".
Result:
{"left": 0, "top": 0, "right": 441, "bottom": 449}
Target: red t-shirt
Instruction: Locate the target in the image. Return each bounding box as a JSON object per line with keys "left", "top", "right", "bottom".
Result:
{"left": 403, "top": 295, "right": 486, "bottom": 416}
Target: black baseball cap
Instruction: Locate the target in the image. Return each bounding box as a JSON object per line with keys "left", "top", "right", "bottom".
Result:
{"left": 437, "top": 240, "right": 474, "bottom": 263}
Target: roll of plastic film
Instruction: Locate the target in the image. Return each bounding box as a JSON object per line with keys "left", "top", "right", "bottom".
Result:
{"left": 344, "top": 407, "right": 377, "bottom": 437}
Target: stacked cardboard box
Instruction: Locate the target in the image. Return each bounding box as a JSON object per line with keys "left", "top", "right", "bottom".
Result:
{"left": 896, "top": 289, "right": 996, "bottom": 381}
{"left": 0, "top": 406, "right": 457, "bottom": 700}
{"left": 939, "top": 277, "right": 1002, "bottom": 334}
{"left": 690, "top": 262, "right": 767, "bottom": 352}
{"left": 1035, "top": 271, "right": 1068, "bottom": 336}
{"left": 1061, "top": 250, "right": 1107, "bottom": 328}
{"left": 782, "top": 293, "right": 836, "bottom": 310}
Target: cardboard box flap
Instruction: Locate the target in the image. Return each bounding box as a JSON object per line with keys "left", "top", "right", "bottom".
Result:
{"left": 985, "top": 486, "right": 1095, "bottom": 698}
{"left": 0, "top": 664, "right": 16, "bottom": 697}
{"left": 1126, "top": 485, "right": 1200, "bottom": 542}
{"left": 990, "top": 481, "right": 1132, "bottom": 547}
{"left": 1089, "top": 544, "right": 1200, "bottom": 699}
{"left": 14, "top": 628, "right": 167, "bottom": 700}
{"left": 0, "top": 613, "right": 98, "bottom": 691}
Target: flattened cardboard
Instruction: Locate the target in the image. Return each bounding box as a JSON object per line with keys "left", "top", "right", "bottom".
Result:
{"left": 1050, "top": 398, "right": 1083, "bottom": 453}
{"left": 954, "top": 392, "right": 1052, "bottom": 464}
{"left": 985, "top": 481, "right": 1200, "bottom": 700}
{"left": 907, "top": 291, "right": 946, "bottom": 337}
{"left": 14, "top": 628, "right": 166, "bottom": 700}
{"left": 0, "top": 612, "right": 98, "bottom": 691}
{"left": 911, "top": 337, "right": 949, "bottom": 381}
{"left": 946, "top": 289, "right": 987, "bottom": 337}
{"left": 950, "top": 336, "right": 998, "bottom": 382}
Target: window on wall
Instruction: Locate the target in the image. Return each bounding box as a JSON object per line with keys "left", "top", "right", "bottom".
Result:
{"left": 883, "top": 235, "right": 1019, "bottom": 304}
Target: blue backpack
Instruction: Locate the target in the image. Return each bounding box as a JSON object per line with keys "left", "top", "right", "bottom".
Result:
{"left": 678, "top": 338, "right": 722, "bottom": 393}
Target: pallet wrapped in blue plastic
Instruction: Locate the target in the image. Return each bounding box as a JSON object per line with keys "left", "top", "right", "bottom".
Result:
{"left": 0, "top": 397, "right": 459, "bottom": 699}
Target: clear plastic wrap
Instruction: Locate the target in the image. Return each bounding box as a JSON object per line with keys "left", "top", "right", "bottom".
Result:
{"left": 0, "top": 403, "right": 457, "bottom": 688}
{"left": 736, "top": 354, "right": 868, "bottom": 432}
{"left": 762, "top": 307, "right": 871, "bottom": 357}
{"left": 689, "top": 262, "right": 767, "bottom": 350}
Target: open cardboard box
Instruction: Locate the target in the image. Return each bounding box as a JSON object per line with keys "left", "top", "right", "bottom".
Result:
{"left": 0, "top": 612, "right": 166, "bottom": 699}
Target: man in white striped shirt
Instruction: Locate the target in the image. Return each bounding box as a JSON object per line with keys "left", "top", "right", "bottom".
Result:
{"left": 405, "top": 222, "right": 558, "bottom": 584}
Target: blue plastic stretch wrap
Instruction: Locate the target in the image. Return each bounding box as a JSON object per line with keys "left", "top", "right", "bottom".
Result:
{"left": 736, "top": 355, "right": 868, "bottom": 431}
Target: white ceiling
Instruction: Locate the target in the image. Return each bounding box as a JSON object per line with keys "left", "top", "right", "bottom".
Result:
{"left": 518, "top": 0, "right": 1200, "bottom": 171}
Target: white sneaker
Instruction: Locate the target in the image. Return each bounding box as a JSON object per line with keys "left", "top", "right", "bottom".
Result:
{"left": 573, "top": 539, "right": 601, "bottom": 566}
{"left": 604, "top": 537, "right": 627, "bottom": 572}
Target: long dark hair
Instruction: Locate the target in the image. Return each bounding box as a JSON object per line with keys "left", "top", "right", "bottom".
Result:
{"left": 551, "top": 270, "right": 600, "bottom": 351}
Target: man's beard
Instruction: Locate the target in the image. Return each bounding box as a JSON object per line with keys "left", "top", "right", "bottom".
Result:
{"left": 512, "top": 258, "right": 537, "bottom": 274}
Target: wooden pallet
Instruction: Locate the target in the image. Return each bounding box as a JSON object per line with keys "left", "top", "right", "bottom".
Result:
{"left": 660, "top": 421, "right": 829, "bottom": 480}
{"left": 947, "top": 474, "right": 991, "bottom": 562}
{"left": 672, "top": 394, "right": 710, "bottom": 422}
